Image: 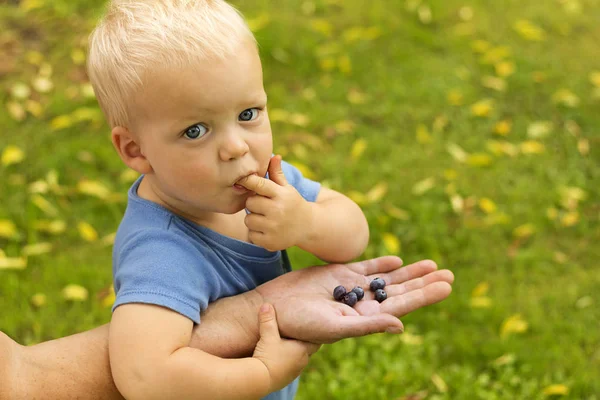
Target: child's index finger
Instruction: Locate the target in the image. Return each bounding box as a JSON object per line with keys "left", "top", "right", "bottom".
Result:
{"left": 235, "top": 174, "right": 278, "bottom": 197}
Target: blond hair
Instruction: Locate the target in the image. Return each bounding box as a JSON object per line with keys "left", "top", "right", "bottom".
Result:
{"left": 87, "top": 0, "right": 256, "bottom": 128}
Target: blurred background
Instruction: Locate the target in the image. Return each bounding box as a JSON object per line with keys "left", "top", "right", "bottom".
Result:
{"left": 1, "top": 0, "right": 599, "bottom": 398}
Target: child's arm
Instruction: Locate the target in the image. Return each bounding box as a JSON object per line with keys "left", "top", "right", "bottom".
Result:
{"left": 237, "top": 155, "right": 369, "bottom": 263}
{"left": 110, "top": 303, "right": 317, "bottom": 400}
{"left": 300, "top": 186, "right": 369, "bottom": 262}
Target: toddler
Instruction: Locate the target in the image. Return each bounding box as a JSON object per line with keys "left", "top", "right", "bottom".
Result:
{"left": 87, "top": 0, "right": 369, "bottom": 399}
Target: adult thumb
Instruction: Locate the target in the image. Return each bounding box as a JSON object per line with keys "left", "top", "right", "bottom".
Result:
{"left": 268, "top": 155, "right": 288, "bottom": 186}
{"left": 258, "top": 303, "right": 280, "bottom": 340}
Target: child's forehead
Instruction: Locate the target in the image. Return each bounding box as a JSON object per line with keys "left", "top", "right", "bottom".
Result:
{"left": 130, "top": 58, "right": 267, "bottom": 126}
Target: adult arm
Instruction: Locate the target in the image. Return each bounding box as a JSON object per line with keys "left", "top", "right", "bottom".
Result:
{"left": 5, "top": 257, "right": 453, "bottom": 399}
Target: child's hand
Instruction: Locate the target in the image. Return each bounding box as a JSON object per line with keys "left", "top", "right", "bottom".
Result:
{"left": 236, "top": 155, "right": 313, "bottom": 251}
{"left": 253, "top": 303, "right": 320, "bottom": 393}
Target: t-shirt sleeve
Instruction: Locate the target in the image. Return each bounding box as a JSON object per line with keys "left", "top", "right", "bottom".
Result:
{"left": 281, "top": 159, "right": 321, "bottom": 202}
{"left": 112, "top": 229, "right": 214, "bottom": 324}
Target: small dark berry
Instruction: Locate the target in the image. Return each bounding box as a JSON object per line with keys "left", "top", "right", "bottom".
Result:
{"left": 333, "top": 285, "right": 347, "bottom": 301}
{"left": 369, "top": 277, "right": 386, "bottom": 292}
{"left": 341, "top": 291, "right": 358, "bottom": 307}
{"left": 351, "top": 286, "right": 365, "bottom": 301}
{"left": 374, "top": 289, "right": 387, "bottom": 303}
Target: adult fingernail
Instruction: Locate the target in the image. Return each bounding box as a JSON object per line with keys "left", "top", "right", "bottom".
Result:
{"left": 386, "top": 326, "right": 404, "bottom": 334}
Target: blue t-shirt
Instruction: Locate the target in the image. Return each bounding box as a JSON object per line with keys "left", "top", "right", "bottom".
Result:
{"left": 112, "top": 160, "right": 321, "bottom": 400}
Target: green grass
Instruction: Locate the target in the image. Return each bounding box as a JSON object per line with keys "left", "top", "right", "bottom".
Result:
{"left": 1, "top": 0, "right": 599, "bottom": 398}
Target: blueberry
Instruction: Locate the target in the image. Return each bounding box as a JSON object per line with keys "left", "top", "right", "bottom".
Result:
{"left": 351, "top": 286, "right": 365, "bottom": 301}
{"left": 333, "top": 285, "right": 347, "bottom": 301}
{"left": 341, "top": 291, "right": 358, "bottom": 307}
{"left": 369, "top": 277, "right": 386, "bottom": 292}
{"left": 374, "top": 289, "right": 387, "bottom": 303}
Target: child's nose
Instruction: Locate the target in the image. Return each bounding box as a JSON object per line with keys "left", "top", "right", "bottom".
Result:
{"left": 218, "top": 129, "right": 250, "bottom": 161}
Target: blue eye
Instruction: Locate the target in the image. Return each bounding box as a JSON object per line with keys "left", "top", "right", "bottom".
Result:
{"left": 183, "top": 124, "right": 208, "bottom": 139}
{"left": 239, "top": 108, "right": 259, "bottom": 122}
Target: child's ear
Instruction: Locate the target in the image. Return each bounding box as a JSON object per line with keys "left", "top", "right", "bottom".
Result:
{"left": 111, "top": 126, "right": 152, "bottom": 174}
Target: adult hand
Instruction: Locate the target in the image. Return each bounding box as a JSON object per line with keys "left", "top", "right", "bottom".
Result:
{"left": 254, "top": 256, "right": 453, "bottom": 343}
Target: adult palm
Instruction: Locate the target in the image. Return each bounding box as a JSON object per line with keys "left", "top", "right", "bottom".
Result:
{"left": 255, "top": 256, "right": 454, "bottom": 343}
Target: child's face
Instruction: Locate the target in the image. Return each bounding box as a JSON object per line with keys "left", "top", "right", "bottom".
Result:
{"left": 128, "top": 42, "right": 272, "bottom": 220}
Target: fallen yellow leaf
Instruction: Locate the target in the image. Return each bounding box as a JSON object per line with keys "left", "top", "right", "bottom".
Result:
{"left": 31, "top": 194, "right": 59, "bottom": 217}
{"left": 246, "top": 13, "right": 270, "bottom": 32}
{"left": 338, "top": 55, "right": 352, "bottom": 75}
{"left": 366, "top": 182, "right": 388, "bottom": 203}
{"left": 495, "top": 61, "right": 515, "bottom": 77}
{"left": 417, "top": 5, "right": 432, "bottom": 24}
{"left": 2, "top": 145, "right": 25, "bottom": 166}
{"left": 472, "top": 281, "right": 490, "bottom": 297}
{"left": 11, "top": 82, "right": 31, "bottom": 99}
{"left": 513, "top": 223, "right": 535, "bottom": 238}
{"left": 487, "top": 140, "right": 519, "bottom": 157}
{"left": 527, "top": 121, "right": 553, "bottom": 138}
{"left": 447, "top": 143, "right": 468, "bottom": 162}
{"left": 513, "top": 20, "right": 546, "bottom": 41}
{"left": 412, "top": 177, "right": 436, "bottom": 195}
{"left": 0, "top": 220, "right": 18, "bottom": 239}
{"left": 267, "top": 109, "right": 288, "bottom": 122}
{"left": 50, "top": 115, "right": 74, "bottom": 131}
{"left": 520, "top": 141, "right": 545, "bottom": 154}
{"left": 466, "top": 153, "right": 493, "bottom": 167}
{"left": 350, "top": 139, "right": 368, "bottom": 160}
{"left": 382, "top": 233, "right": 400, "bottom": 254}
{"left": 62, "top": 284, "right": 89, "bottom": 301}
{"left": 480, "top": 46, "right": 511, "bottom": 64}
{"left": 481, "top": 76, "right": 506, "bottom": 92}
{"left": 577, "top": 138, "right": 589, "bottom": 156}
{"left": 450, "top": 194, "right": 464, "bottom": 214}
{"left": 470, "top": 99, "right": 494, "bottom": 117}
{"left": 493, "top": 353, "right": 516, "bottom": 367}
{"left": 542, "top": 384, "right": 569, "bottom": 396}
{"left": 102, "top": 285, "right": 116, "bottom": 308}
{"left": 416, "top": 124, "right": 432, "bottom": 144}
{"left": 447, "top": 89, "right": 464, "bottom": 106}
{"left": 334, "top": 120, "right": 356, "bottom": 135}
{"left": 494, "top": 120, "right": 512, "bottom": 136}
{"left": 552, "top": 89, "right": 580, "bottom": 107}
{"left": 0, "top": 257, "right": 27, "bottom": 270}
{"left": 7, "top": 102, "right": 26, "bottom": 121}
{"left": 22, "top": 242, "right": 53, "bottom": 257}
{"left": 77, "top": 180, "right": 111, "bottom": 199}
{"left": 78, "top": 222, "right": 98, "bottom": 242}
{"left": 289, "top": 113, "right": 310, "bottom": 127}
{"left": 470, "top": 39, "right": 491, "bottom": 53}
{"left": 34, "top": 219, "right": 66, "bottom": 235}
{"left": 347, "top": 89, "right": 368, "bottom": 104}
{"left": 431, "top": 374, "right": 448, "bottom": 393}
{"left": 561, "top": 211, "right": 579, "bottom": 227}
{"left": 470, "top": 296, "right": 492, "bottom": 308}
{"left": 101, "top": 232, "right": 117, "bottom": 246}
{"left": 31, "top": 293, "right": 47, "bottom": 307}
{"left": 590, "top": 71, "right": 600, "bottom": 87}
{"left": 500, "top": 314, "right": 528, "bottom": 338}
{"left": 120, "top": 169, "right": 140, "bottom": 183}
{"left": 478, "top": 198, "right": 497, "bottom": 214}
{"left": 310, "top": 19, "right": 333, "bottom": 37}
{"left": 400, "top": 332, "right": 423, "bottom": 345}
{"left": 383, "top": 204, "right": 410, "bottom": 220}
{"left": 546, "top": 207, "right": 558, "bottom": 220}
{"left": 484, "top": 212, "right": 511, "bottom": 226}
{"left": 32, "top": 76, "right": 53, "bottom": 93}
{"left": 347, "top": 191, "right": 367, "bottom": 205}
